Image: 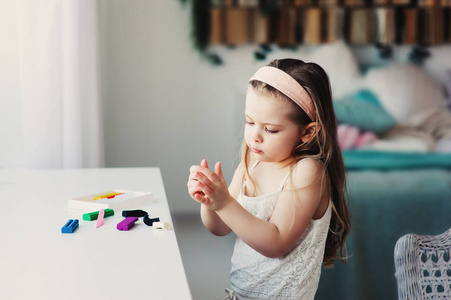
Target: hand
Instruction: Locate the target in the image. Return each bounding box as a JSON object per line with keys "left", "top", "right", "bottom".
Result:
{"left": 187, "top": 159, "right": 231, "bottom": 211}
{"left": 187, "top": 159, "right": 208, "bottom": 200}
{"left": 188, "top": 159, "right": 209, "bottom": 204}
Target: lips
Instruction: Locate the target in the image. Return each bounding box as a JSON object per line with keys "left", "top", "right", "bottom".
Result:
{"left": 251, "top": 147, "right": 263, "bottom": 154}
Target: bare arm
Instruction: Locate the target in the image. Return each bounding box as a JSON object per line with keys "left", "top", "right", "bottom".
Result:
{"left": 188, "top": 159, "right": 242, "bottom": 236}
{"left": 193, "top": 159, "right": 329, "bottom": 258}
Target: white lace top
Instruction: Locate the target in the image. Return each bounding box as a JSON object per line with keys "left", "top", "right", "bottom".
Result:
{"left": 230, "top": 162, "right": 332, "bottom": 300}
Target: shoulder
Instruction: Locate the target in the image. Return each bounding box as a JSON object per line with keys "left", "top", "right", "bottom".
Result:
{"left": 289, "top": 158, "right": 328, "bottom": 190}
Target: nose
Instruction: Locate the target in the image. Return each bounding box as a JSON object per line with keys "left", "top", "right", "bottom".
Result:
{"left": 251, "top": 128, "right": 262, "bottom": 143}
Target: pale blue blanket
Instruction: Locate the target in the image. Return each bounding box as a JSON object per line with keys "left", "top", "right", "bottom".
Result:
{"left": 343, "top": 150, "right": 451, "bottom": 170}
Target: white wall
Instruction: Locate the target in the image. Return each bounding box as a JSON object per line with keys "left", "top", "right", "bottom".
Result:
{"left": 0, "top": 0, "right": 23, "bottom": 167}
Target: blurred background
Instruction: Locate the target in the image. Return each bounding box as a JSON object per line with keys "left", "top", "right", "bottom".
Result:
{"left": 1, "top": 0, "right": 451, "bottom": 299}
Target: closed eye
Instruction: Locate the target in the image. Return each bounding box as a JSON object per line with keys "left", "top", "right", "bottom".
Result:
{"left": 265, "top": 128, "right": 279, "bottom": 134}
{"left": 245, "top": 121, "right": 254, "bottom": 125}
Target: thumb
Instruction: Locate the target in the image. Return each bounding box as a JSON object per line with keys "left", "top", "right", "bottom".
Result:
{"left": 214, "top": 161, "right": 224, "bottom": 179}
{"left": 201, "top": 159, "right": 209, "bottom": 169}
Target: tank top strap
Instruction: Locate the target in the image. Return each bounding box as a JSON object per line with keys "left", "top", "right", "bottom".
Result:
{"left": 279, "top": 168, "right": 292, "bottom": 191}
{"left": 250, "top": 160, "right": 259, "bottom": 172}
{"left": 242, "top": 160, "right": 260, "bottom": 191}
{"left": 244, "top": 160, "right": 299, "bottom": 193}
{"left": 279, "top": 160, "right": 304, "bottom": 191}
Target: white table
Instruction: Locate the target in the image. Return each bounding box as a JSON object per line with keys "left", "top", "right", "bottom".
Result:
{"left": 0, "top": 168, "right": 192, "bottom": 300}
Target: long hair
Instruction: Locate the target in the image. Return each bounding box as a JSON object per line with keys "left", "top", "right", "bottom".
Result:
{"left": 240, "top": 58, "right": 351, "bottom": 268}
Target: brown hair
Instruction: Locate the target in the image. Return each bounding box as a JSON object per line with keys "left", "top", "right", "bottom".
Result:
{"left": 242, "top": 58, "right": 351, "bottom": 268}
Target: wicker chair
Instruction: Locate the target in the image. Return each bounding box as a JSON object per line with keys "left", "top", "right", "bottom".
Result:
{"left": 394, "top": 228, "right": 451, "bottom": 299}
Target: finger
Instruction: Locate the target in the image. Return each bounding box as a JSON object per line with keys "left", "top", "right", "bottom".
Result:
{"left": 187, "top": 179, "right": 200, "bottom": 189}
{"left": 188, "top": 185, "right": 206, "bottom": 201}
{"left": 193, "top": 189, "right": 206, "bottom": 199}
{"left": 190, "top": 165, "right": 200, "bottom": 174}
{"left": 188, "top": 179, "right": 205, "bottom": 194}
{"left": 190, "top": 164, "right": 209, "bottom": 175}
{"left": 201, "top": 159, "right": 209, "bottom": 169}
{"left": 194, "top": 191, "right": 206, "bottom": 199}
{"left": 192, "top": 190, "right": 205, "bottom": 198}
{"left": 192, "top": 171, "right": 211, "bottom": 185}
{"left": 188, "top": 170, "right": 210, "bottom": 189}
{"left": 188, "top": 178, "right": 203, "bottom": 190}
{"left": 191, "top": 190, "right": 208, "bottom": 204}
{"left": 196, "top": 180, "right": 213, "bottom": 197}
{"left": 191, "top": 159, "right": 210, "bottom": 174}
{"left": 214, "top": 161, "right": 224, "bottom": 180}
{"left": 188, "top": 173, "right": 203, "bottom": 186}
{"left": 188, "top": 183, "right": 199, "bottom": 194}
{"left": 188, "top": 172, "right": 200, "bottom": 182}
{"left": 194, "top": 192, "right": 208, "bottom": 204}
{"left": 196, "top": 166, "right": 219, "bottom": 183}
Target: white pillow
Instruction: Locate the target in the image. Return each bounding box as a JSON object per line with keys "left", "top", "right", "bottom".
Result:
{"left": 256, "top": 40, "right": 361, "bottom": 98}
{"left": 423, "top": 46, "right": 451, "bottom": 110}
{"left": 361, "top": 63, "right": 448, "bottom": 127}
{"left": 423, "top": 45, "right": 451, "bottom": 89}
{"left": 307, "top": 40, "right": 362, "bottom": 99}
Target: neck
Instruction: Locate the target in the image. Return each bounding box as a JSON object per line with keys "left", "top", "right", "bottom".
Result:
{"left": 258, "top": 156, "right": 296, "bottom": 171}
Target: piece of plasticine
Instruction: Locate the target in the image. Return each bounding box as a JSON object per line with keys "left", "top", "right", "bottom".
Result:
{"left": 143, "top": 216, "right": 160, "bottom": 226}
{"left": 93, "top": 192, "right": 123, "bottom": 200}
{"left": 96, "top": 209, "right": 105, "bottom": 228}
{"left": 83, "top": 209, "right": 114, "bottom": 221}
{"left": 62, "top": 219, "right": 79, "bottom": 233}
{"left": 122, "top": 209, "right": 148, "bottom": 218}
{"left": 117, "top": 217, "right": 139, "bottom": 231}
{"left": 153, "top": 221, "right": 171, "bottom": 231}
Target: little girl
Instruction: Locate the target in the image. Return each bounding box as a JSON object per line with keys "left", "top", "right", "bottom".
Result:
{"left": 187, "top": 59, "right": 351, "bottom": 299}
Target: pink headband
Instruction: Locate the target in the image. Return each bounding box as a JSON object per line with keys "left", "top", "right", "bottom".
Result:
{"left": 249, "top": 66, "right": 316, "bottom": 121}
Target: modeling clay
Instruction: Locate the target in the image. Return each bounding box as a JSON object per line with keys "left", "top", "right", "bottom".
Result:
{"left": 93, "top": 192, "right": 123, "bottom": 200}
{"left": 122, "top": 209, "right": 148, "bottom": 218}
{"left": 153, "top": 221, "right": 171, "bottom": 231}
{"left": 61, "top": 219, "right": 79, "bottom": 233}
{"left": 83, "top": 209, "right": 114, "bottom": 221}
{"left": 143, "top": 216, "right": 160, "bottom": 226}
{"left": 117, "top": 217, "right": 139, "bottom": 231}
{"left": 96, "top": 209, "right": 105, "bottom": 228}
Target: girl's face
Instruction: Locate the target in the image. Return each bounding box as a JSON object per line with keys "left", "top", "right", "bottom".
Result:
{"left": 244, "top": 88, "right": 304, "bottom": 164}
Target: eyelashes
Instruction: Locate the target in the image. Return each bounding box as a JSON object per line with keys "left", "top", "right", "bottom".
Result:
{"left": 265, "top": 128, "right": 279, "bottom": 134}
{"left": 245, "top": 121, "right": 279, "bottom": 134}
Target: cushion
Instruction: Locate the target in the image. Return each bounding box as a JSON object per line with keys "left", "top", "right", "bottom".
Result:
{"left": 307, "top": 40, "right": 362, "bottom": 99}
{"left": 361, "top": 63, "right": 448, "bottom": 127}
{"left": 334, "top": 89, "right": 396, "bottom": 133}
{"left": 424, "top": 45, "right": 451, "bottom": 90}
{"left": 337, "top": 124, "right": 378, "bottom": 150}
{"left": 257, "top": 40, "right": 362, "bottom": 99}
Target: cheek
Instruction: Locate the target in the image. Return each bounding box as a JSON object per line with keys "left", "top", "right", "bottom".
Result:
{"left": 278, "top": 135, "right": 301, "bottom": 153}
{"left": 244, "top": 131, "right": 255, "bottom": 150}
{"left": 243, "top": 127, "right": 250, "bottom": 143}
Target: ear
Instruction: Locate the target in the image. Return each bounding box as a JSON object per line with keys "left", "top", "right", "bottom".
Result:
{"left": 300, "top": 122, "right": 319, "bottom": 143}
